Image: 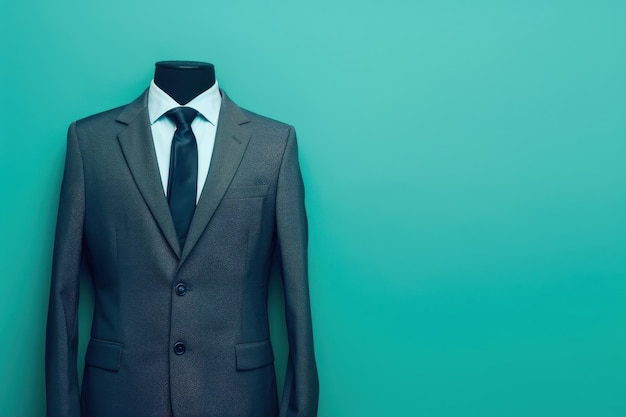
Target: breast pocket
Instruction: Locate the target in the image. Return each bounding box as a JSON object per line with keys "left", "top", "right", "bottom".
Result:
{"left": 223, "top": 185, "right": 269, "bottom": 200}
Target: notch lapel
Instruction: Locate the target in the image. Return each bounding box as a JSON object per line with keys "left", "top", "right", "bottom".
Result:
{"left": 180, "top": 91, "right": 251, "bottom": 264}
{"left": 116, "top": 90, "right": 181, "bottom": 258}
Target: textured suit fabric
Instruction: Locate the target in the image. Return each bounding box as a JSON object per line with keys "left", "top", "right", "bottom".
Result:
{"left": 45, "top": 89, "right": 319, "bottom": 417}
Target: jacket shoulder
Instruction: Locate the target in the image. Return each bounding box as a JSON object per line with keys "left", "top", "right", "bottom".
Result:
{"left": 73, "top": 104, "right": 126, "bottom": 129}
{"left": 72, "top": 89, "right": 147, "bottom": 135}
{"left": 239, "top": 107, "right": 294, "bottom": 142}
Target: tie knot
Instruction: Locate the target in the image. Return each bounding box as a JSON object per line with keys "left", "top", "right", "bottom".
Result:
{"left": 165, "top": 107, "right": 198, "bottom": 128}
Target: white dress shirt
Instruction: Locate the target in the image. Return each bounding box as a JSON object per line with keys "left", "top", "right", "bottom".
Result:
{"left": 147, "top": 79, "right": 222, "bottom": 203}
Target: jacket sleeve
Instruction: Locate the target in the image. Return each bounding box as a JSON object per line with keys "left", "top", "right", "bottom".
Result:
{"left": 45, "top": 122, "right": 85, "bottom": 417}
{"left": 276, "top": 126, "right": 319, "bottom": 417}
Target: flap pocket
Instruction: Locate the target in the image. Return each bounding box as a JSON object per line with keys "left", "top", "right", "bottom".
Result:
{"left": 85, "top": 338, "right": 123, "bottom": 372}
{"left": 235, "top": 339, "right": 274, "bottom": 371}
{"left": 224, "top": 185, "right": 269, "bottom": 199}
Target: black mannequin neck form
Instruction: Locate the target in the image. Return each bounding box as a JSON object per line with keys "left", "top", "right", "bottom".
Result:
{"left": 154, "top": 61, "right": 216, "bottom": 105}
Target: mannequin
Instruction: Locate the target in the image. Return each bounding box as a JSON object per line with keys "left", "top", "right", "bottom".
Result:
{"left": 154, "top": 60, "right": 216, "bottom": 104}
{"left": 46, "top": 61, "right": 319, "bottom": 417}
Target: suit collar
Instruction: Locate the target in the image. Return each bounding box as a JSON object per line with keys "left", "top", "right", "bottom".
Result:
{"left": 181, "top": 90, "right": 251, "bottom": 263}
{"left": 116, "top": 88, "right": 149, "bottom": 125}
{"left": 115, "top": 88, "right": 251, "bottom": 264}
{"left": 116, "top": 89, "right": 182, "bottom": 258}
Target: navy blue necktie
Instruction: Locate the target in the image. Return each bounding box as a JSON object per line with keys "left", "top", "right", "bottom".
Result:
{"left": 165, "top": 107, "right": 198, "bottom": 249}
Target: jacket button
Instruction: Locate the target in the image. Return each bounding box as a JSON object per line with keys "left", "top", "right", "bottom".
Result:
{"left": 175, "top": 283, "right": 186, "bottom": 296}
{"left": 174, "top": 342, "right": 186, "bottom": 355}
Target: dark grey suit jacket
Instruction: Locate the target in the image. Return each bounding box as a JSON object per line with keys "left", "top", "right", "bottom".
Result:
{"left": 45, "top": 89, "right": 319, "bottom": 417}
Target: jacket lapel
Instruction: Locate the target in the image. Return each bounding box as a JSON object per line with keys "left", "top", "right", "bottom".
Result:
{"left": 116, "top": 89, "right": 182, "bottom": 258}
{"left": 181, "top": 90, "right": 251, "bottom": 264}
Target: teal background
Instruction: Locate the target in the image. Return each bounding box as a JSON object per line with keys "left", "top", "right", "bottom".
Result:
{"left": 1, "top": 0, "right": 625, "bottom": 416}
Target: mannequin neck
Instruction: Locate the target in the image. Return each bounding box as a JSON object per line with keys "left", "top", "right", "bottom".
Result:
{"left": 154, "top": 61, "right": 216, "bottom": 105}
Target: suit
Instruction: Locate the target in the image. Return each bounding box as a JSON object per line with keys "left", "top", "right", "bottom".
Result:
{"left": 45, "top": 88, "right": 319, "bottom": 417}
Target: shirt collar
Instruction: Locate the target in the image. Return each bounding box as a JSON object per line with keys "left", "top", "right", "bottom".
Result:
{"left": 147, "top": 78, "right": 221, "bottom": 125}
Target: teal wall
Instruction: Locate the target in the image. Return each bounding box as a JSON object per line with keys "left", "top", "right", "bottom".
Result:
{"left": 1, "top": 1, "right": 625, "bottom": 416}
